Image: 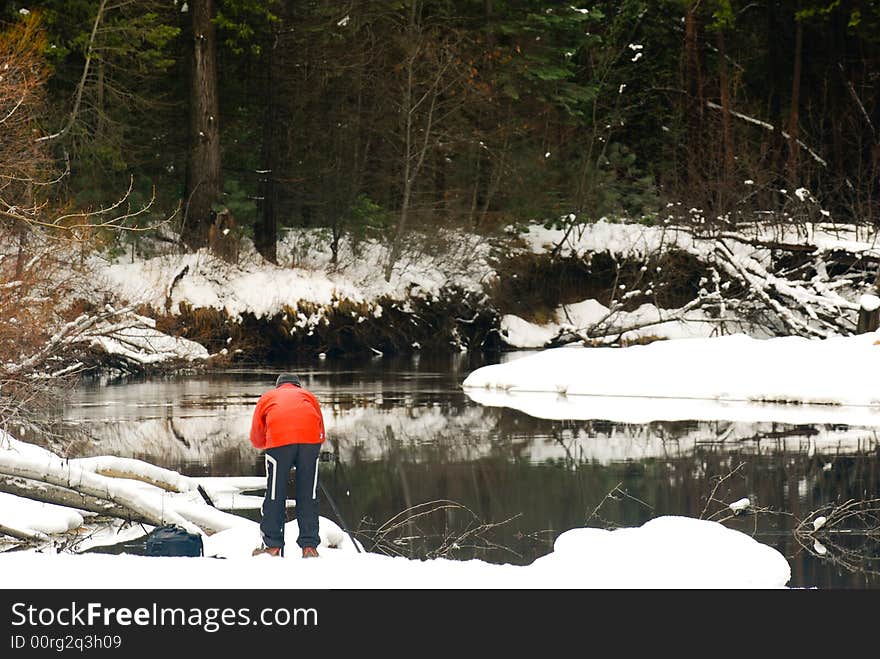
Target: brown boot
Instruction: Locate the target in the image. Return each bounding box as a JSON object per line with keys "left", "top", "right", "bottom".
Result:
{"left": 301, "top": 546, "right": 319, "bottom": 558}
{"left": 252, "top": 545, "right": 282, "bottom": 557}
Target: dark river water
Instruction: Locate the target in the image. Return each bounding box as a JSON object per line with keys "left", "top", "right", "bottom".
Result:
{"left": 56, "top": 352, "right": 880, "bottom": 589}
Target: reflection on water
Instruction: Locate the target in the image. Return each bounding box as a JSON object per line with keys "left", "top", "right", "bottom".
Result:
{"left": 56, "top": 354, "right": 880, "bottom": 588}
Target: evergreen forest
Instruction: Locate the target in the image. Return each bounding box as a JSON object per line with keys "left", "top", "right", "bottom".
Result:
{"left": 3, "top": 0, "right": 879, "bottom": 266}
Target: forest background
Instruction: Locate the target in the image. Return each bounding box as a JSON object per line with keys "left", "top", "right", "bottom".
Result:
{"left": 2, "top": 0, "right": 880, "bottom": 420}
{"left": 5, "top": 0, "right": 879, "bottom": 266}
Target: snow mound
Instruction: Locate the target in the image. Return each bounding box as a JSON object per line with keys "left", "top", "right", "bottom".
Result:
{"left": 528, "top": 516, "right": 791, "bottom": 588}
{"left": 464, "top": 332, "right": 880, "bottom": 409}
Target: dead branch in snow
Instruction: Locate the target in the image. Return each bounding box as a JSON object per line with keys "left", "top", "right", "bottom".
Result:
{"left": 712, "top": 238, "right": 858, "bottom": 337}
{"left": 547, "top": 223, "right": 869, "bottom": 348}
{"left": 563, "top": 292, "right": 721, "bottom": 347}
{"left": 705, "top": 100, "right": 828, "bottom": 169}
{"left": 358, "top": 498, "right": 524, "bottom": 561}
{"left": 513, "top": 218, "right": 876, "bottom": 350}
{"left": 714, "top": 241, "right": 829, "bottom": 337}
{"left": 793, "top": 498, "right": 880, "bottom": 579}
{"left": 585, "top": 482, "right": 654, "bottom": 530}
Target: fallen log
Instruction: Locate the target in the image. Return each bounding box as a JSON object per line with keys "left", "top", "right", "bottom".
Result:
{"left": 0, "top": 522, "right": 48, "bottom": 543}
{"left": 0, "top": 450, "right": 204, "bottom": 536}
{"left": 70, "top": 456, "right": 202, "bottom": 494}
{"left": 0, "top": 435, "right": 265, "bottom": 536}
{"left": 0, "top": 475, "right": 152, "bottom": 525}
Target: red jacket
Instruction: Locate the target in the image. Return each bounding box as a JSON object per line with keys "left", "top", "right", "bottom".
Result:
{"left": 249, "top": 383, "right": 326, "bottom": 450}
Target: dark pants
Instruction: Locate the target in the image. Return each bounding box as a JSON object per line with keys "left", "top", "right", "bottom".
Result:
{"left": 260, "top": 442, "right": 322, "bottom": 554}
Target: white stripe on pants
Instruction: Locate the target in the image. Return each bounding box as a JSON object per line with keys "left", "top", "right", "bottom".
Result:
{"left": 265, "top": 453, "right": 278, "bottom": 501}
{"left": 311, "top": 456, "right": 320, "bottom": 500}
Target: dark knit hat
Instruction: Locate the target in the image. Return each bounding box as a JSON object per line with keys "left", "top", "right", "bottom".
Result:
{"left": 275, "top": 373, "right": 302, "bottom": 387}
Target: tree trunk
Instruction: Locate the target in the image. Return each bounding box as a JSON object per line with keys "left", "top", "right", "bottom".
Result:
{"left": 96, "top": 59, "right": 105, "bottom": 139}
{"left": 484, "top": 0, "right": 495, "bottom": 48}
{"left": 857, "top": 307, "right": 880, "bottom": 334}
{"left": 830, "top": 57, "right": 846, "bottom": 190}
{"left": 385, "top": 3, "right": 420, "bottom": 282}
{"left": 858, "top": 293, "right": 880, "bottom": 333}
{"left": 787, "top": 13, "right": 804, "bottom": 186}
{"left": 182, "top": 0, "right": 221, "bottom": 251}
{"left": 717, "top": 27, "right": 734, "bottom": 210}
{"left": 766, "top": 2, "right": 787, "bottom": 193}
{"left": 255, "top": 21, "right": 280, "bottom": 264}
{"left": 684, "top": 2, "right": 704, "bottom": 192}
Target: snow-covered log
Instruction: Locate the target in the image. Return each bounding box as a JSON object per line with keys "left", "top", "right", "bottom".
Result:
{"left": 0, "top": 522, "right": 48, "bottom": 543}
{"left": 0, "top": 474, "right": 152, "bottom": 524}
{"left": 0, "top": 435, "right": 264, "bottom": 536}
{"left": 0, "top": 440, "right": 203, "bottom": 535}
{"left": 0, "top": 489, "right": 86, "bottom": 544}
{"left": 69, "top": 456, "right": 204, "bottom": 494}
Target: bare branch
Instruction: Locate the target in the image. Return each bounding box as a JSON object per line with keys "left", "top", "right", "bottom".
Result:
{"left": 36, "top": 0, "right": 107, "bottom": 143}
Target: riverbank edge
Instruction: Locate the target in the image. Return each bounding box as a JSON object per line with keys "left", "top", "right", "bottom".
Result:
{"left": 83, "top": 244, "right": 711, "bottom": 376}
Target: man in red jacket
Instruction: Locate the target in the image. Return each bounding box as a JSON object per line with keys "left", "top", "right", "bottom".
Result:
{"left": 250, "top": 373, "right": 326, "bottom": 558}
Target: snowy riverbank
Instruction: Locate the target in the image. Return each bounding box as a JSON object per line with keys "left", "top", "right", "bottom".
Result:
{"left": 0, "top": 434, "right": 791, "bottom": 589}
{"left": 71, "top": 218, "right": 880, "bottom": 370}
{"left": 463, "top": 331, "right": 880, "bottom": 425}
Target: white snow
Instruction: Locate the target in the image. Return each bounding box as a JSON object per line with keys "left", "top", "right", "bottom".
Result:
{"left": 0, "top": 497, "right": 790, "bottom": 589}
{"left": 463, "top": 331, "right": 880, "bottom": 425}
{"left": 500, "top": 299, "right": 720, "bottom": 348}
{"left": 0, "top": 492, "right": 84, "bottom": 535}
{"left": 860, "top": 294, "right": 880, "bottom": 312}
{"left": 94, "top": 230, "right": 494, "bottom": 321}
{"left": 729, "top": 498, "right": 750, "bottom": 514}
